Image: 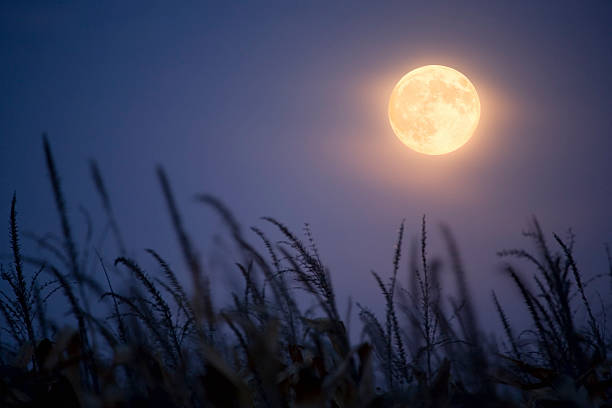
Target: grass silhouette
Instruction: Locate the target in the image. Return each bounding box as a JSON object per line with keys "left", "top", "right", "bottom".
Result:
{"left": 1, "top": 136, "right": 612, "bottom": 407}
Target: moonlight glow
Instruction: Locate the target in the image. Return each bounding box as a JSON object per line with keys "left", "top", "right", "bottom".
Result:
{"left": 388, "top": 65, "right": 481, "bottom": 155}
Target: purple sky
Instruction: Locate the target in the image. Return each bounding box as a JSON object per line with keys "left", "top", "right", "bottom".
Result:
{"left": 2, "top": 1, "right": 612, "bottom": 334}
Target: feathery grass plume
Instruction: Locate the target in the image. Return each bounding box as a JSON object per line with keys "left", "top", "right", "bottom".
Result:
{"left": 100, "top": 291, "right": 164, "bottom": 348}
{"left": 274, "top": 239, "right": 353, "bottom": 372}
{"left": 146, "top": 249, "right": 194, "bottom": 322}
{"left": 43, "top": 136, "right": 102, "bottom": 384}
{"left": 296, "top": 223, "right": 352, "bottom": 357}
{"left": 263, "top": 217, "right": 339, "bottom": 322}
{"left": 42, "top": 135, "right": 80, "bottom": 281}
{"left": 90, "top": 160, "right": 127, "bottom": 256}
{"left": 358, "top": 304, "right": 390, "bottom": 380}
{"left": 370, "top": 271, "right": 394, "bottom": 387}
{"left": 236, "top": 261, "right": 268, "bottom": 324}
{"left": 419, "top": 216, "right": 434, "bottom": 382}
{"left": 195, "top": 195, "right": 297, "bottom": 332}
{"left": 368, "top": 220, "right": 409, "bottom": 388}
{"left": 506, "top": 266, "right": 555, "bottom": 367}
{"left": 49, "top": 266, "right": 99, "bottom": 392}
{"left": 7, "top": 193, "right": 38, "bottom": 369}
{"left": 251, "top": 226, "right": 299, "bottom": 343}
{"left": 132, "top": 288, "right": 179, "bottom": 365}
{"left": 401, "top": 216, "right": 444, "bottom": 385}
{"left": 499, "top": 219, "right": 589, "bottom": 375}
{"left": 389, "top": 220, "right": 408, "bottom": 382}
{"left": 304, "top": 223, "right": 323, "bottom": 272}
{"left": 491, "top": 290, "right": 520, "bottom": 360}
{"left": 404, "top": 239, "right": 423, "bottom": 356}
{"left": 157, "top": 166, "right": 214, "bottom": 326}
{"left": 554, "top": 233, "right": 604, "bottom": 352}
{"left": 277, "top": 244, "right": 328, "bottom": 314}
{"left": 502, "top": 254, "right": 569, "bottom": 366}
{"left": 0, "top": 267, "right": 24, "bottom": 345}
{"left": 152, "top": 271, "right": 195, "bottom": 346}
{"left": 531, "top": 274, "right": 565, "bottom": 349}
{"left": 196, "top": 195, "right": 264, "bottom": 302}
{"left": 530, "top": 219, "right": 579, "bottom": 361}
{"left": 115, "top": 256, "right": 182, "bottom": 364}
{"left": 251, "top": 226, "right": 282, "bottom": 275}
{"left": 275, "top": 242, "right": 348, "bottom": 360}
{"left": 528, "top": 281, "right": 567, "bottom": 362}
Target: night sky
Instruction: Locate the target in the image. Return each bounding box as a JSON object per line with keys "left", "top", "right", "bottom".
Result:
{"left": 2, "top": 1, "right": 612, "bottom": 332}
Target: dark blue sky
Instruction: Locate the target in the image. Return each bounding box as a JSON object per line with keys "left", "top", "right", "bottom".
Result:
{"left": 2, "top": 1, "right": 612, "bottom": 331}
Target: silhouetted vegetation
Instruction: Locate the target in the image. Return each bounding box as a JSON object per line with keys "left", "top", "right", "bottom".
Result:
{"left": 2, "top": 136, "right": 612, "bottom": 407}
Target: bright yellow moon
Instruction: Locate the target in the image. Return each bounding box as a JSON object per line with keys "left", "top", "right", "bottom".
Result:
{"left": 388, "top": 65, "right": 480, "bottom": 155}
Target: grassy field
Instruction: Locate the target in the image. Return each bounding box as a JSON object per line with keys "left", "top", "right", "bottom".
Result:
{"left": 1, "top": 136, "right": 611, "bottom": 407}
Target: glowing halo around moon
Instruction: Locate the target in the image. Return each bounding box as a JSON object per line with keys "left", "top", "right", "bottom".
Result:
{"left": 388, "top": 65, "right": 481, "bottom": 155}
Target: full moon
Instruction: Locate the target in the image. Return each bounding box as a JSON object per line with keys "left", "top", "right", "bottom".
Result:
{"left": 388, "top": 65, "right": 480, "bottom": 155}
